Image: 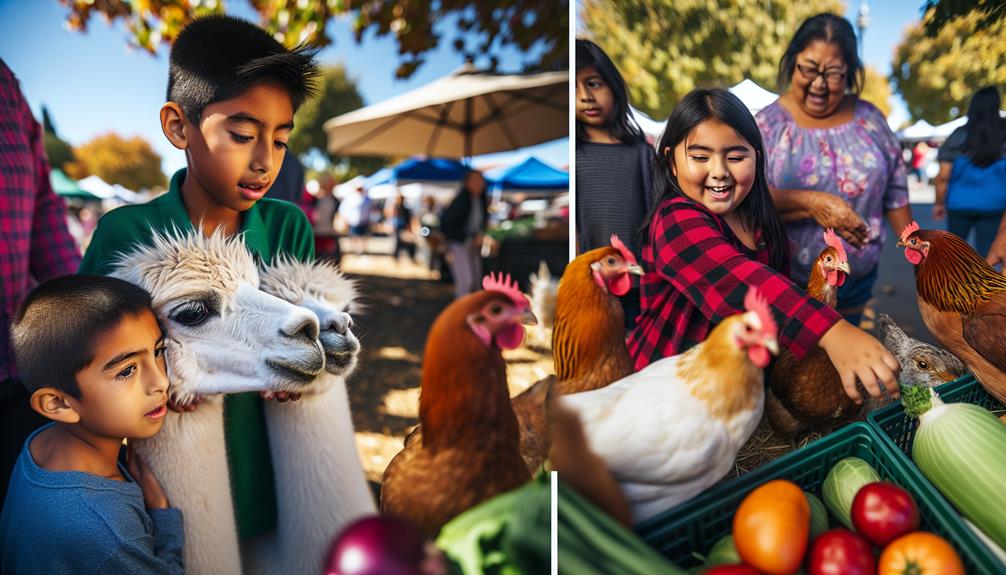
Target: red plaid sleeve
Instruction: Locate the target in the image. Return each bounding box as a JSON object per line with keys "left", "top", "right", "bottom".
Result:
{"left": 629, "top": 198, "right": 840, "bottom": 367}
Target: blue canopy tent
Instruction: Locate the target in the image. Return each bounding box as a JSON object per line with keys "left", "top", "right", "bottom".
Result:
{"left": 365, "top": 157, "right": 469, "bottom": 187}
{"left": 485, "top": 157, "right": 568, "bottom": 193}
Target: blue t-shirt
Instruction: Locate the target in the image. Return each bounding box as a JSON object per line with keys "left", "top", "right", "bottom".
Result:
{"left": 0, "top": 425, "right": 184, "bottom": 574}
{"left": 937, "top": 125, "right": 1006, "bottom": 213}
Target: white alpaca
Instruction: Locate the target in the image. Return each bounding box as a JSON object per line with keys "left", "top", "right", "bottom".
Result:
{"left": 245, "top": 257, "right": 376, "bottom": 575}
{"left": 111, "top": 230, "right": 326, "bottom": 575}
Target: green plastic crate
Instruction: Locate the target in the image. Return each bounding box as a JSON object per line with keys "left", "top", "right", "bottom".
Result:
{"left": 635, "top": 422, "right": 1001, "bottom": 574}
{"left": 868, "top": 374, "right": 1004, "bottom": 457}
{"left": 866, "top": 374, "right": 1006, "bottom": 571}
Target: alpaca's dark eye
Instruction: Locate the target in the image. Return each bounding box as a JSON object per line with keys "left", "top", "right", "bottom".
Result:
{"left": 172, "top": 301, "right": 210, "bottom": 326}
{"left": 917, "top": 360, "right": 929, "bottom": 370}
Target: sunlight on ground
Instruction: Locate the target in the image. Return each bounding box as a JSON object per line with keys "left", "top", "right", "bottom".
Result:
{"left": 356, "top": 431, "right": 408, "bottom": 483}
{"left": 373, "top": 345, "right": 422, "bottom": 363}
{"left": 382, "top": 388, "right": 420, "bottom": 419}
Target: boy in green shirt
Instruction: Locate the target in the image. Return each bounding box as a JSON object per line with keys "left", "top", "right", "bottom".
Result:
{"left": 79, "top": 15, "right": 319, "bottom": 540}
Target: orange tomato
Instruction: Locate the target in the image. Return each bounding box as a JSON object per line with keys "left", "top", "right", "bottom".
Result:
{"left": 733, "top": 479, "right": 810, "bottom": 575}
{"left": 878, "top": 532, "right": 965, "bottom": 575}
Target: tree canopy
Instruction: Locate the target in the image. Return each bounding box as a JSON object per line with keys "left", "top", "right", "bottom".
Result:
{"left": 67, "top": 133, "right": 166, "bottom": 191}
{"left": 579, "top": 0, "right": 845, "bottom": 119}
{"left": 60, "top": 0, "right": 567, "bottom": 79}
{"left": 891, "top": 10, "right": 1006, "bottom": 123}
{"left": 860, "top": 65, "right": 893, "bottom": 118}
{"left": 40, "top": 106, "right": 76, "bottom": 171}
{"left": 288, "top": 65, "right": 384, "bottom": 178}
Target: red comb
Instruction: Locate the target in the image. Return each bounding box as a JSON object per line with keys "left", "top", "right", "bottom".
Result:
{"left": 610, "top": 234, "right": 638, "bottom": 265}
{"left": 744, "top": 287, "right": 777, "bottom": 337}
{"left": 482, "top": 272, "right": 528, "bottom": 307}
{"left": 823, "top": 228, "right": 847, "bottom": 261}
{"left": 900, "top": 221, "right": 920, "bottom": 244}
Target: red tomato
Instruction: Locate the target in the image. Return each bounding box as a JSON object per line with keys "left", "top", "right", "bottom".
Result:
{"left": 703, "top": 566, "right": 761, "bottom": 575}
{"left": 733, "top": 479, "right": 810, "bottom": 575}
{"left": 808, "top": 529, "right": 875, "bottom": 575}
{"left": 878, "top": 532, "right": 965, "bottom": 575}
{"left": 851, "top": 482, "right": 920, "bottom": 546}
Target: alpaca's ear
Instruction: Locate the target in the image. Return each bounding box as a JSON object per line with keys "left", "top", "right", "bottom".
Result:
{"left": 160, "top": 102, "right": 190, "bottom": 151}
{"left": 30, "top": 388, "right": 81, "bottom": 424}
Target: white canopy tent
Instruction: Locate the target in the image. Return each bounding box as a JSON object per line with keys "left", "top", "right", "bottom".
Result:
{"left": 629, "top": 79, "right": 779, "bottom": 142}
{"left": 324, "top": 63, "right": 567, "bottom": 158}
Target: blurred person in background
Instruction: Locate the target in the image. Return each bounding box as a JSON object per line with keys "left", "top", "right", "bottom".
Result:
{"left": 933, "top": 86, "right": 1006, "bottom": 259}
{"left": 338, "top": 184, "right": 371, "bottom": 256}
{"left": 387, "top": 193, "right": 416, "bottom": 262}
{"left": 311, "top": 171, "right": 341, "bottom": 263}
{"left": 441, "top": 170, "right": 488, "bottom": 299}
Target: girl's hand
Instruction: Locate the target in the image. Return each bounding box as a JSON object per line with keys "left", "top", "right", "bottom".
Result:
{"left": 808, "top": 192, "right": 869, "bottom": 248}
{"left": 819, "top": 320, "right": 901, "bottom": 404}
{"left": 127, "top": 445, "right": 169, "bottom": 510}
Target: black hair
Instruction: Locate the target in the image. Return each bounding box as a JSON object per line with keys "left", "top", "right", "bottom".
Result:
{"left": 11, "top": 275, "right": 155, "bottom": 398}
{"left": 778, "top": 13, "right": 864, "bottom": 96}
{"left": 646, "top": 89, "right": 789, "bottom": 271}
{"left": 167, "top": 15, "right": 320, "bottom": 124}
{"left": 963, "top": 86, "right": 1006, "bottom": 168}
{"left": 575, "top": 39, "right": 645, "bottom": 145}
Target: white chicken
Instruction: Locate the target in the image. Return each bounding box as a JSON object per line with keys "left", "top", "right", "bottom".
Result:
{"left": 560, "top": 288, "right": 779, "bottom": 523}
{"left": 528, "top": 260, "right": 558, "bottom": 348}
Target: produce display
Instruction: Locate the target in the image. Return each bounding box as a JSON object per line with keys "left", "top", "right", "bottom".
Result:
{"left": 693, "top": 460, "right": 965, "bottom": 575}
{"left": 900, "top": 385, "right": 1006, "bottom": 552}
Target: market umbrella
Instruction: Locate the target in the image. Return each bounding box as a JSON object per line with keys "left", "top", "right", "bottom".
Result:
{"left": 50, "top": 168, "right": 99, "bottom": 200}
{"left": 324, "top": 63, "right": 567, "bottom": 158}
{"left": 486, "top": 157, "right": 568, "bottom": 192}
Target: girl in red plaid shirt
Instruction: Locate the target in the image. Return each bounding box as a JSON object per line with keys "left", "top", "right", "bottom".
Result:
{"left": 627, "top": 88, "right": 900, "bottom": 405}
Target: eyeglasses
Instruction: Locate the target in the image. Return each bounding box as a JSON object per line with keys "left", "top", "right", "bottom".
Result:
{"left": 795, "top": 63, "right": 847, "bottom": 87}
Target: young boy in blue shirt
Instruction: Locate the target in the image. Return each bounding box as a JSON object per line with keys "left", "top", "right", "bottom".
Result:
{"left": 78, "top": 15, "right": 319, "bottom": 539}
{"left": 0, "top": 275, "right": 183, "bottom": 574}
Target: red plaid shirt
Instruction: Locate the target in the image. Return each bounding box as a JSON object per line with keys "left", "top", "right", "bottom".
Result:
{"left": 0, "top": 60, "right": 81, "bottom": 384}
{"left": 627, "top": 197, "right": 841, "bottom": 370}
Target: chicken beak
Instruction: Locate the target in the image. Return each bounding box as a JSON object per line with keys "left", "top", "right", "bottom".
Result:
{"left": 836, "top": 260, "right": 851, "bottom": 274}
{"left": 626, "top": 263, "right": 645, "bottom": 276}
{"left": 764, "top": 338, "right": 780, "bottom": 356}
{"left": 896, "top": 240, "right": 905, "bottom": 248}
{"left": 519, "top": 308, "right": 538, "bottom": 326}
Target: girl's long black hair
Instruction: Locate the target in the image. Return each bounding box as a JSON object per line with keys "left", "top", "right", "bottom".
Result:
{"left": 575, "top": 39, "right": 645, "bottom": 145}
{"left": 963, "top": 86, "right": 1006, "bottom": 168}
{"left": 644, "top": 88, "right": 789, "bottom": 271}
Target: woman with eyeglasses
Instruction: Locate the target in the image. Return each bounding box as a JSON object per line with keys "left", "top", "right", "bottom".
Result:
{"left": 755, "top": 13, "right": 913, "bottom": 326}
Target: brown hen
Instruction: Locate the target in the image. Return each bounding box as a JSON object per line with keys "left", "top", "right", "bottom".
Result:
{"left": 506, "top": 235, "right": 644, "bottom": 470}
{"left": 767, "top": 229, "right": 861, "bottom": 436}
{"left": 380, "top": 275, "right": 533, "bottom": 536}
{"left": 899, "top": 221, "right": 1006, "bottom": 403}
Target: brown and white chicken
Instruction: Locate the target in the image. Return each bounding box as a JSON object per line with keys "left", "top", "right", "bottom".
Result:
{"left": 560, "top": 288, "right": 779, "bottom": 523}
{"left": 899, "top": 221, "right": 1006, "bottom": 403}
{"left": 380, "top": 273, "right": 534, "bottom": 536}
{"left": 766, "top": 228, "right": 860, "bottom": 436}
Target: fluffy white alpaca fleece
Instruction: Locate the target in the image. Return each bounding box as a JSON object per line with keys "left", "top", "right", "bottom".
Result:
{"left": 245, "top": 257, "right": 376, "bottom": 575}
{"left": 111, "top": 230, "right": 325, "bottom": 575}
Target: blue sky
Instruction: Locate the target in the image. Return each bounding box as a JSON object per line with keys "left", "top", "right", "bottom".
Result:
{"left": 0, "top": 0, "right": 569, "bottom": 179}
{"left": 575, "top": 0, "right": 927, "bottom": 128}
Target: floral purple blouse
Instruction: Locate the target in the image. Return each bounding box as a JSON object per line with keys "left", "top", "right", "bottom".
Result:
{"left": 756, "top": 99, "right": 909, "bottom": 286}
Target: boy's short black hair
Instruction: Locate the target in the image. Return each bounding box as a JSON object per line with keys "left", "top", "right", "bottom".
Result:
{"left": 11, "top": 275, "right": 155, "bottom": 398}
{"left": 167, "top": 15, "right": 320, "bottom": 124}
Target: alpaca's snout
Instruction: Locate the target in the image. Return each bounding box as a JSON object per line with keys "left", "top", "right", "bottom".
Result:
{"left": 280, "top": 312, "right": 321, "bottom": 344}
